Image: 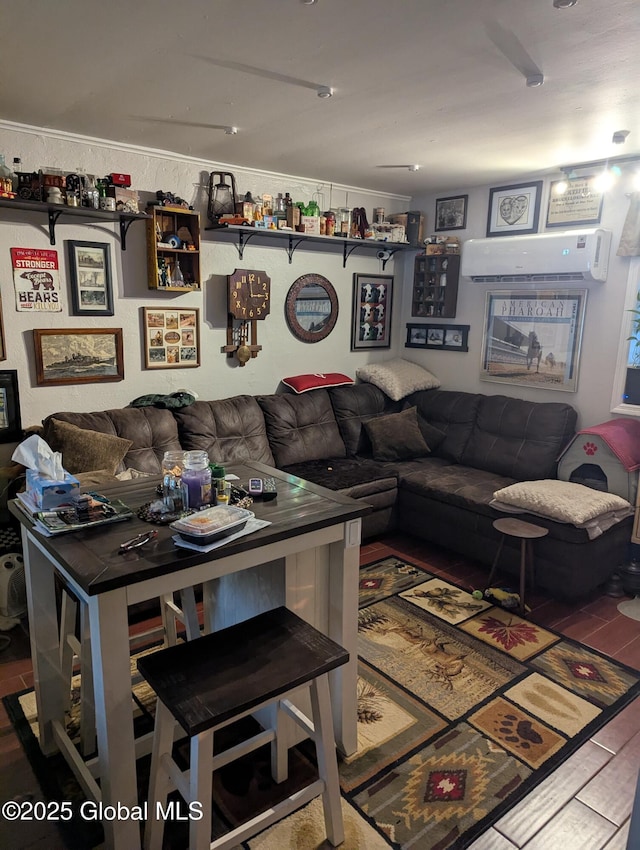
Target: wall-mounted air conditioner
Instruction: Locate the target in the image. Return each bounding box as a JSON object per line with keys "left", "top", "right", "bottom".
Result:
{"left": 461, "top": 228, "right": 612, "bottom": 284}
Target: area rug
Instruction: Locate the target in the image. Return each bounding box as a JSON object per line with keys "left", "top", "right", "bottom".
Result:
{"left": 4, "top": 554, "right": 640, "bottom": 850}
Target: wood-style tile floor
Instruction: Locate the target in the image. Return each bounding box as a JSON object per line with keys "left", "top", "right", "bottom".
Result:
{"left": 1, "top": 532, "right": 639, "bottom": 850}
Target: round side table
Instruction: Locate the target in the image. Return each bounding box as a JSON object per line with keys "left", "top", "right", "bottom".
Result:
{"left": 487, "top": 517, "right": 549, "bottom": 616}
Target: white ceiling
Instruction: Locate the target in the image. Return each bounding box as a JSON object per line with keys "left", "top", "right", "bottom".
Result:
{"left": 3, "top": 0, "right": 640, "bottom": 196}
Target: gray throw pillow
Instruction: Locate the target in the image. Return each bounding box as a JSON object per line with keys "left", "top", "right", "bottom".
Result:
{"left": 363, "top": 407, "right": 431, "bottom": 462}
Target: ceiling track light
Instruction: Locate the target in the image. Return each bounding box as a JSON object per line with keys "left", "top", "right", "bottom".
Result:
{"left": 317, "top": 85, "right": 333, "bottom": 98}
{"left": 526, "top": 74, "right": 544, "bottom": 87}
{"left": 613, "top": 129, "right": 630, "bottom": 145}
{"left": 553, "top": 0, "right": 577, "bottom": 8}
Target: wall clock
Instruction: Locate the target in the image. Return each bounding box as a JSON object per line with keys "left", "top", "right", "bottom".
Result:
{"left": 224, "top": 268, "right": 271, "bottom": 365}
{"left": 285, "top": 274, "right": 338, "bottom": 343}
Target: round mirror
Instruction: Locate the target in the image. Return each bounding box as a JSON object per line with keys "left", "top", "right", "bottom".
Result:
{"left": 285, "top": 274, "right": 338, "bottom": 343}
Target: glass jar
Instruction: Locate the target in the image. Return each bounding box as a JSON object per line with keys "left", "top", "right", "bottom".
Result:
{"left": 162, "top": 450, "right": 186, "bottom": 513}
{"left": 0, "top": 155, "right": 16, "bottom": 195}
{"left": 338, "top": 207, "right": 352, "bottom": 236}
{"left": 182, "top": 450, "right": 212, "bottom": 510}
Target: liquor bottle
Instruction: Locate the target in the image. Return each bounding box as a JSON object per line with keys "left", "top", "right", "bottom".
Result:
{"left": 11, "top": 158, "right": 21, "bottom": 192}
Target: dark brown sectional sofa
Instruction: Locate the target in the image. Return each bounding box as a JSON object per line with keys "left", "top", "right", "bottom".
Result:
{"left": 43, "top": 383, "right": 633, "bottom": 601}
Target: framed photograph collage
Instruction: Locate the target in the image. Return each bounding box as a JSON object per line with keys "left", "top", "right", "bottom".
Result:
{"left": 143, "top": 308, "right": 200, "bottom": 368}
{"left": 406, "top": 323, "right": 469, "bottom": 351}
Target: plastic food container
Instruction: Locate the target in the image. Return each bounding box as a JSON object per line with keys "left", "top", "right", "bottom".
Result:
{"left": 170, "top": 505, "right": 254, "bottom": 545}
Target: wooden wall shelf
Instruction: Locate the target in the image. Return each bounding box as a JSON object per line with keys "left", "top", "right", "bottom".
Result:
{"left": 205, "top": 224, "right": 416, "bottom": 269}
{"left": 0, "top": 197, "right": 149, "bottom": 249}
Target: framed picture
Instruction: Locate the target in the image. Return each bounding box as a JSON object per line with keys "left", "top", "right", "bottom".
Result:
{"left": 546, "top": 177, "right": 604, "bottom": 228}
{"left": 0, "top": 370, "right": 22, "bottom": 442}
{"left": 0, "top": 292, "right": 5, "bottom": 361}
{"left": 486, "top": 181, "right": 543, "bottom": 237}
{"left": 143, "top": 307, "right": 200, "bottom": 368}
{"left": 67, "top": 241, "right": 114, "bottom": 316}
{"left": 480, "top": 289, "right": 587, "bottom": 392}
{"left": 351, "top": 273, "right": 393, "bottom": 350}
{"left": 33, "top": 328, "right": 124, "bottom": 386}
{"left": 406, "top": 323, "right": 469, "bottom": 351}
{"left": 435, "top": 195, "right": 468, "bottom": 231}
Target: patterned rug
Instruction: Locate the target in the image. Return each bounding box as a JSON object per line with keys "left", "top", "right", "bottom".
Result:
{"left": 4, "top": 555, "right": 640, "bottom": 849}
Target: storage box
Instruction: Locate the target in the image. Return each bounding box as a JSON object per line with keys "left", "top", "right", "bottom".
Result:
{"left": 106, "top": 186, "right": 139, "bottom": 213}
{"left": 388, "top": 211, "right": 424, "bottom": 246}
{"left": 26, "top": 469, "right": 80, "bottom": 510}
{"left": 300, "top": 215, "right": 321, "bottom": 235}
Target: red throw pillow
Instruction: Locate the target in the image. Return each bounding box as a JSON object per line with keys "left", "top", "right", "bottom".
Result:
{"left": 282, "top": 373, "right": 354, "bottom": 394}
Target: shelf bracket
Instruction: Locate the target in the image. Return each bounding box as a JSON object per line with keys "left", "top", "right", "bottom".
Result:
{"left": 119, "top": 217, "right": 140, "bottom": 251}
{"left": 235, "top": 229, "right": 260, "bottom": 259}
{"left": 286, "top": 235, "right": 308, "bottom": 263}
{"left": 342, "top": 242, "right": 361, "bottom": 268}
{"left": 47, "top": 209, "right": 64, "bottom": 246}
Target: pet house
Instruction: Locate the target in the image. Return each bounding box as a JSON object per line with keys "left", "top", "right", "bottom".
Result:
{"left": 558, "top": 418, "right": 640, "bottom": 503}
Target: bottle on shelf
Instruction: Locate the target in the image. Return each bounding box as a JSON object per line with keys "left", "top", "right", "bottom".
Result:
{"left": 0, "top": 155, "right": 16, "bottom": 196}
{"left": 11, "top": 158, "right": 21, "bottom": 192}
{"left": 171, "top": 259, "right": 185, "bottom": 287}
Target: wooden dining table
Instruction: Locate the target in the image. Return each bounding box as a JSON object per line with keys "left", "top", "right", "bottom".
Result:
{"left": 11, "top": 461, "right": 369, "bottom": 850}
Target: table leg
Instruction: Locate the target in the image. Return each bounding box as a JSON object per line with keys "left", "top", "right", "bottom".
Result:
{"left": 21, "top": 533, "right": 65, "bottom": 755}
{"left": 326, "top": 519, "right": 360, "bottom": 756}
{"left": 487, "top": 535, "right": 504, "bottom": 588}
{"left": 88, "top": 588, "right": 142, "bottom": 850}
{"left": 519, "top": 540, "right": 527, "bottom": 617}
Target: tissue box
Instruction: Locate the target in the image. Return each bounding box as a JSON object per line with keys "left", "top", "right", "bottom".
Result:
{"left": 26, "top": 469, "right": 80, "bottom": 509}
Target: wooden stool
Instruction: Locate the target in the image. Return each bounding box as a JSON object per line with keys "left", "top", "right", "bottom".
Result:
{"left": 59, "top": 586, "right": 201, "bottom": 755}
{"left": 487, "top": 517, "right": 549, "bottom": 616}
{"left": 139, "top": 606, "right": 347, "bottom": 850}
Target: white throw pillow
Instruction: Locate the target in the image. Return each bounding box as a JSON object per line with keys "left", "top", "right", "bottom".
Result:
{"left": 493, "top": 479, "right": 631, "bottom": 525}
{"left": 356, "top": 358, "right": 440, "bottom": 401}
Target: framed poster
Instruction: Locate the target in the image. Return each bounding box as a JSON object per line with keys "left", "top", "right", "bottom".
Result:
{"left": 435, "top": 195, "right": 468, "bottom": 231}
{"left": 486, "top": 181, "right": 543, "bottom": 237}
{"left": 480, "top": 289, "right": 587, "bottom": 392}
{"left": 406, "top": 323, "right": 469, "bottom": 351}
{"left": 11, "top": 247, "right": 62, "bottom": 312}
{"left": 0, "top": 370, "right": 22, "bottom": 442}
{"left": 546, "top": 177, "right": 603, "bottom": 227}
{"left": 67, "top": 240, "right": 114, "bottom": 316}
{"left": 143, "top": 307, "right": 200, "bottom": 368}
{"left": 351, "top": 273, "right": 393, "bottom": 350}
{"left": 33, "top": 328, "right": 124, "bottom": 386}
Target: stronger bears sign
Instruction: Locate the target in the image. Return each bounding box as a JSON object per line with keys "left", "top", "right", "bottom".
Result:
{"left": 11, "top": 247, "right": 62, "bottom": 311}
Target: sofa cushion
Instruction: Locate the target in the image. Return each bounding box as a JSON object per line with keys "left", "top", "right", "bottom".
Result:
{"left": 356, "top": 358, "right": 440, "bottom": 401}
{"left": 406, "top": 389, "right": 484, "bottom": 463}
{"left": 461, "top": 395, "right": 577, "bottom": 480}
{"left": 258, "top": 390, "right": 345, "bottom": 466}
{"left": 44, "top": 418, "right": 132, "bottom": 476}
{"left": 174, "top": 395, "right": 275, "bottom": 466}
{"left": 43, "top": 407, "right": 182, "bottom": 474}
{"left": 416, "top": 415, "right": 446, "bottom": 452}
{"left": 281, "top": 457, "right": 396, "bottom": 493}
{"left": 329, "top": 383, "right": 400, "bottom": 456}
{"left": 400, "top": 462, "right": 517, "bottom": 516}
{"left": 363, "top": 407, "right": 431, "bottom": 462}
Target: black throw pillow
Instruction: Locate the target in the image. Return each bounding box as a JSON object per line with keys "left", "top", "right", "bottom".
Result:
{"left": 363, "top": 407, "right": 431, "bottom": 462}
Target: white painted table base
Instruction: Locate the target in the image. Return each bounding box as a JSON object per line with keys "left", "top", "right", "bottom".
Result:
{"left": 21, "top": 517, "right": 361, "bottom": 850}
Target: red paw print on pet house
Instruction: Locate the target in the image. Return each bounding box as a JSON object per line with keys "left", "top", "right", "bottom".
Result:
{"left": 557, "top": 418, "right": 640, "bottom": 502}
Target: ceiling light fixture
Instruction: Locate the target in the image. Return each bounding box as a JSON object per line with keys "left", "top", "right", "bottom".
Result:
{"left": 300, "top": 0, "right": 317, "bottom": 4}
{"left": 317, "top": 85, "right": 333, "bottom": 98}
{"left": 553, "top": 0, "right": 577, "bottom": 8}
{"left": 224, "top": 126, "right": 238, "bottom": 135}
{"left": 526, "top": 74, "right": 544, "bottom": 87}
